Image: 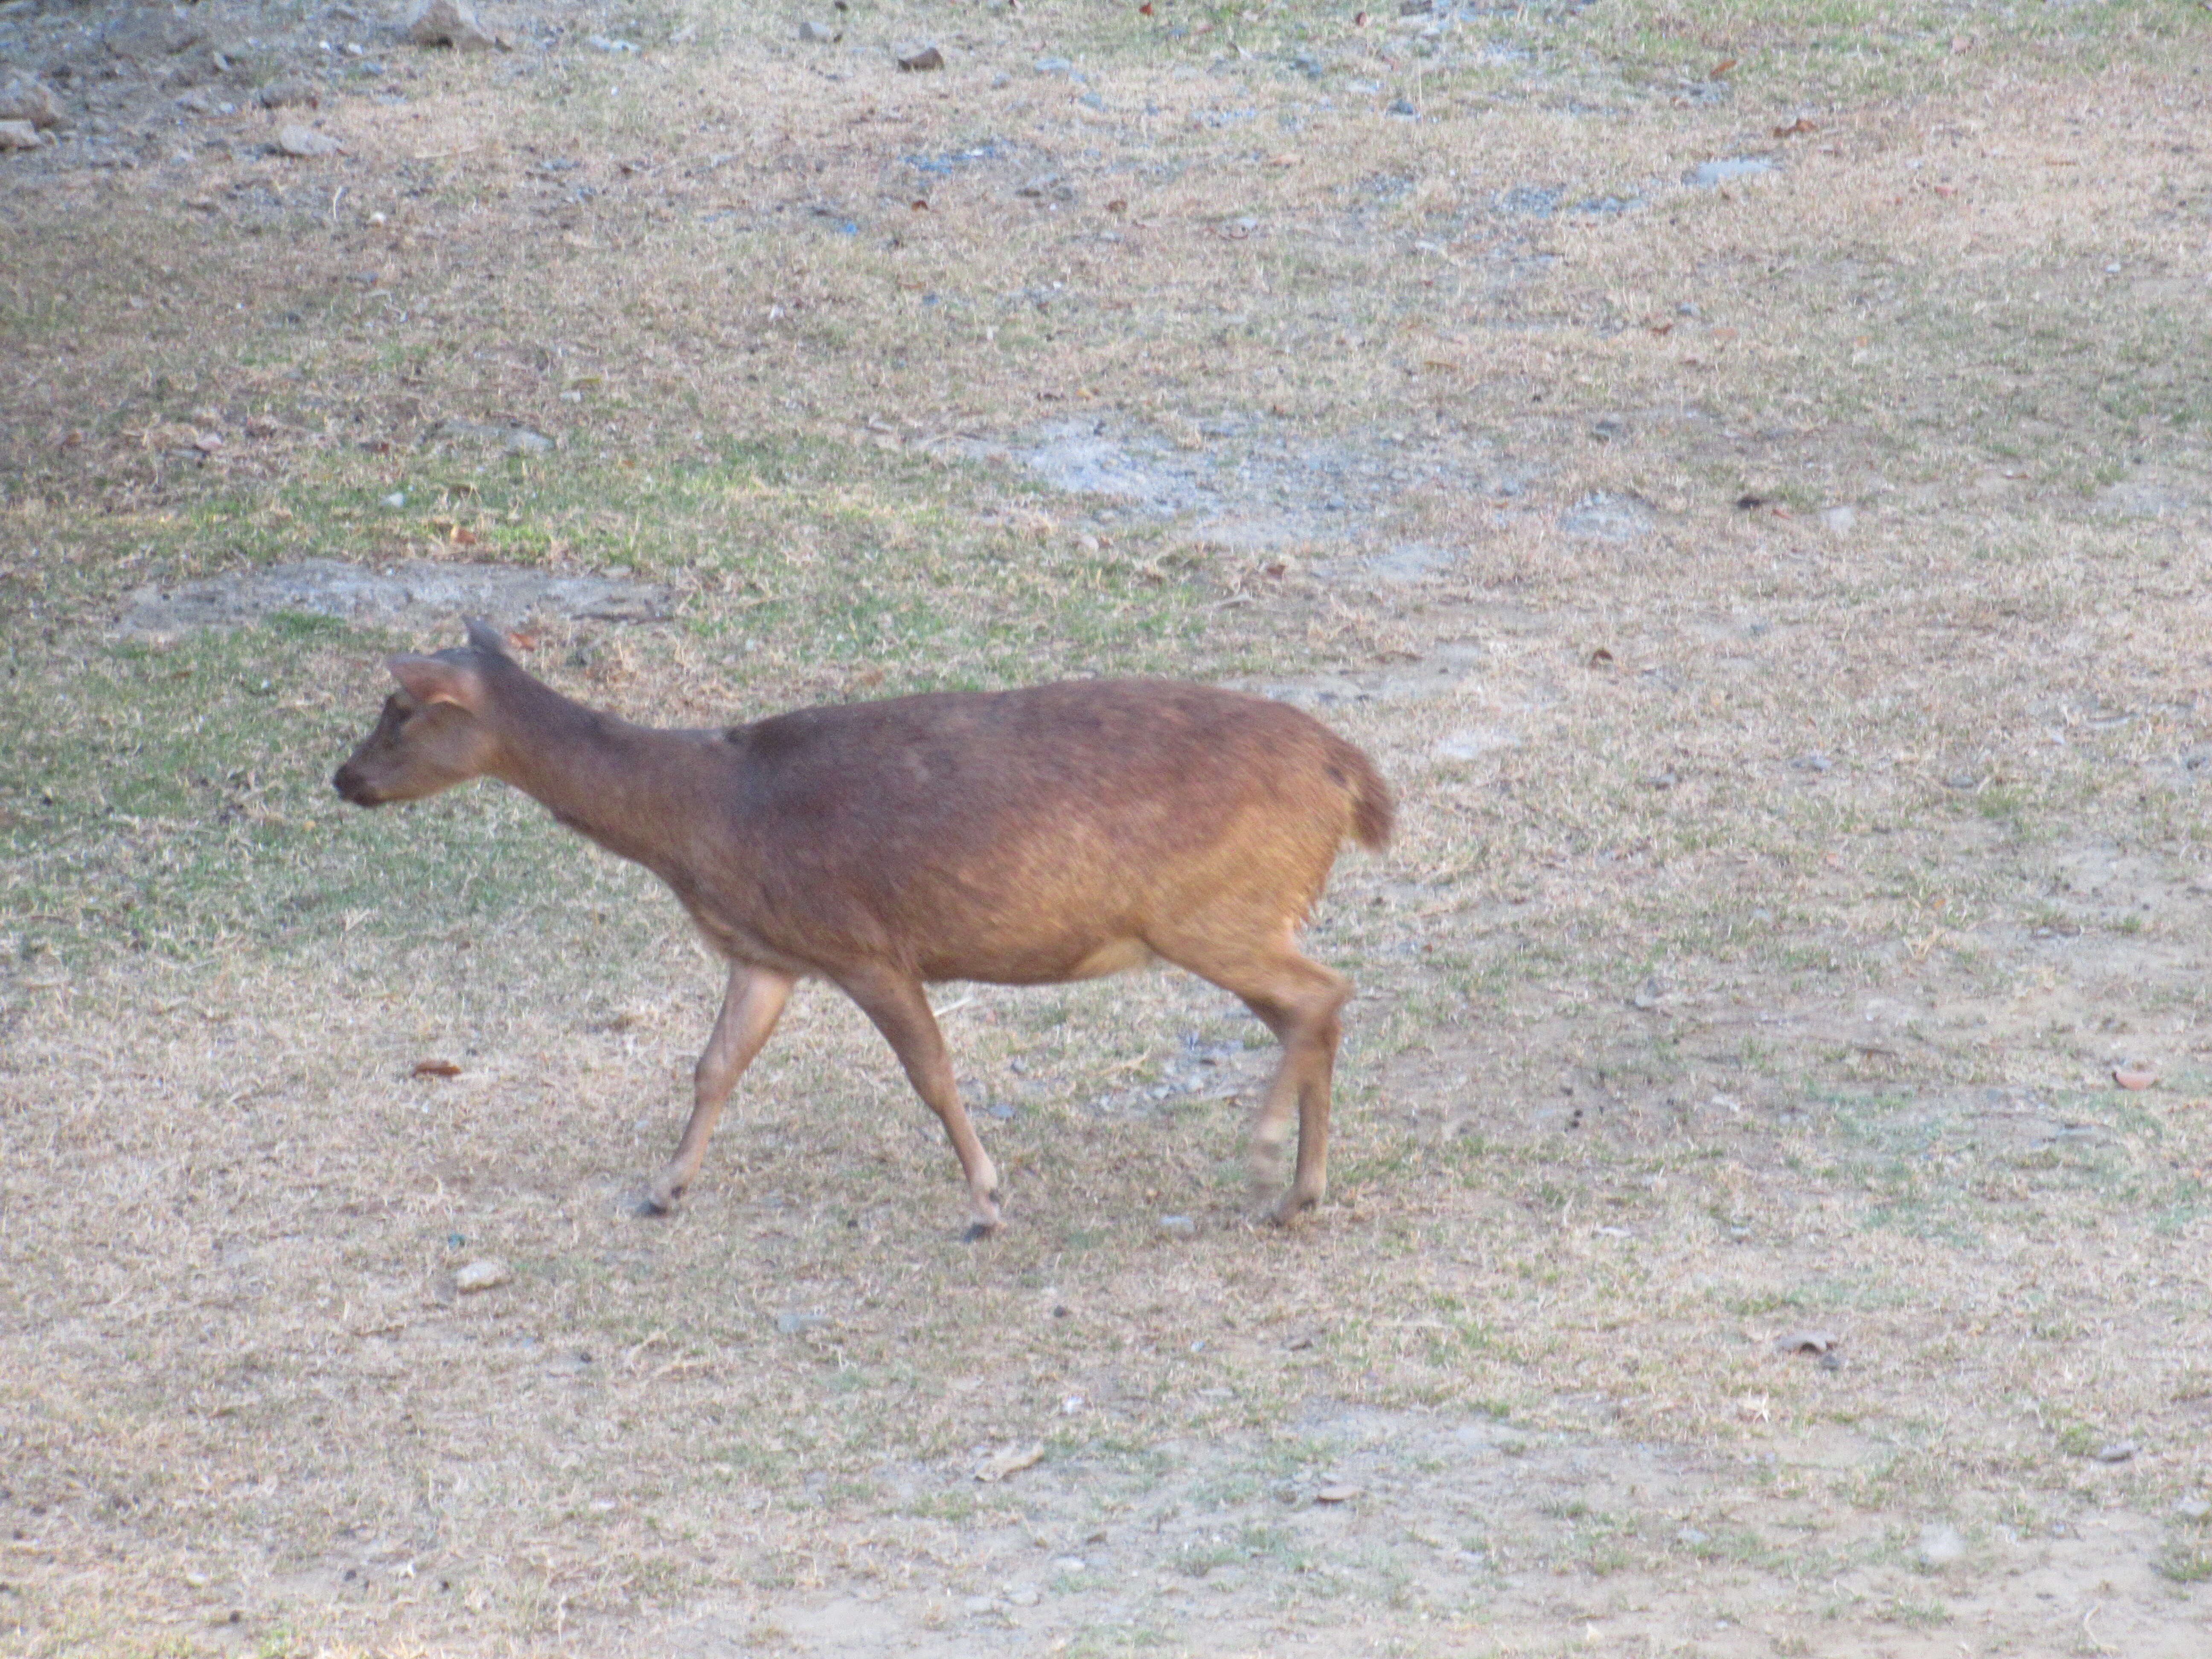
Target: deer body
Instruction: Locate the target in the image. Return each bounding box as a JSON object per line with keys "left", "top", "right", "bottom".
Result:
{"left": 335, "top": 621, "right": 1392, "bottom": 1235}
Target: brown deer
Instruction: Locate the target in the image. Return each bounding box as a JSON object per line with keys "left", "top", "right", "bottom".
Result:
{"left": 334, "top": 620, "right": 1392, "bottom": 1236}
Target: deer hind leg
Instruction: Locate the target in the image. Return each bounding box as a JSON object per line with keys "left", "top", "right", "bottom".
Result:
{"left": 644, "top": 962, "right": 794, "bottom": 1214}
{"left": 836, "top": 964, "right": 1003, "bottom": 1238}
{"left": 1153, "top": 919, "right": 1350, "bottom": 1224}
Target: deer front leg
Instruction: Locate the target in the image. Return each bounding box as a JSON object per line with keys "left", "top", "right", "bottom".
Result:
{"left": 643, "top": 962, "right": 794, "bottom": 1214}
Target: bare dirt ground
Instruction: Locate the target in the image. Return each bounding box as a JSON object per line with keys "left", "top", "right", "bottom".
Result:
{"left": 3, "top": 1, "right": 2211, "bottom": 1655}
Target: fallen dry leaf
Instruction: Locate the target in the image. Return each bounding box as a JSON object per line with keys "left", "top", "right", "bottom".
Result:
{"left": 1773, "top": 116, "right": 1818, "bottom": 137}
{"left": 412, "top": 1059, "right": 462, "bottom": 1078}
{"left": 2113, "top": 1066, "right": 2157, "bottom": 1091}
{"left": 1708, "top": 58, "right": 1738, "bottom": 79}
{"left": 974, "top": 1442, "right": 1045, "bottom": 1482}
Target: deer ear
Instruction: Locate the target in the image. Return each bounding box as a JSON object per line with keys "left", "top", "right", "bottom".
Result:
{"left": 463, "top": 617, "right": 513, "bottom": 660}
{"left": 388, "top": 654, "right": 483, "bottom": 712}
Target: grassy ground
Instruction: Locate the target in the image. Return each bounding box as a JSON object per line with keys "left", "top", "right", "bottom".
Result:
{"left": 3, "top": 0, "right": 2211, "bottom": 1654}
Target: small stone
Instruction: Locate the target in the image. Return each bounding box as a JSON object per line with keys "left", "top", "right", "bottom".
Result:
{"left": 1821, "top": 503, "right": 1857, "bottom": 535}
{"left": 775, "top": 1310, "right": 824, "bottom": 1334}
{"left": 381, "top": 491, "right": 407, "bottom": 509}
{"left": 505, "top": 428, "right": 553, "bottom": 456}
{"left": 175, "top": 90, "right": 215, "bottom": 114}
{"left": 962, "top": 1595, "right": 998, "bottom": 1615}
{"left": 452, "top": 1258, "right": 511, "bottom": 1292}
{"left": 1054, "top": 1555, "right": 1086, "bottom": 1572}
{"left": 1315, "top": 1483, "right": 1363, "bottom": 1504}
{"left": 1386, "top": 96, "right": 1417, "bottom": 117}
{"left": 407, "top": 0, "right": 499, "bottom": 52}
{"left": 257, "top": 79, "right": 319, "bottom": 110}
{"left": 1007, "top": 1586, "right": 1039, "bottom": 1607}
{"left": 0, "top": 119, "right": 41, "bottom": 151}
{"left": 1158, "top": 1214, "right": 1196, "bottom": 1236}
{"left": 1677, "top": 1526, "right": 1708, "bottom": 1547}
{"left": 897, "top": 44, "right": 944, "bottom": 71}
{"left": 275, "top": 124, "right": 342, "bottom": 158}
{"left": 796, "top": 20, "right": 838, "bottom": 42}
{"left": 2176, "top": 1495, "right": 2210, "bottom": 1521}
{"left": 1775, "top": 1329, "right": 1839, "bottom": 1355}
{"left": 1630, "top": 979, "right": 1662, "bottom": 1011}
{"left": 0, "top": 76, "right": 62, "bottom": 128}
{"left": 2092, "top": 1441, "right": 2136, "bottom": 1463}
{"left": 1917, "top": 1521, "right": 1966, "bottom": 1566}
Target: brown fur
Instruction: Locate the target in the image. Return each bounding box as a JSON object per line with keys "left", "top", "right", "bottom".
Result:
{"left": 334, "top": 620, "right": 1392, "bottom": 1234}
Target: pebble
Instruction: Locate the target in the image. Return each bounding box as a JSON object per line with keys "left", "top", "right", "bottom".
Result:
{"left": 0, "top": 118, "right": 41, "bottom": 151}
{"left": 2092, "top": 1441, "right": 2136, "bottom": 1463}
{"left": 2176, "top": 1495, "right": 2210, "bottom": 1520}
{"left": 1315, "top": 1483, "right": 1364, "bottom": 1504}
{"left": 0, "top": 76, "right": 61, "bottom": 128}
{"left": 962, "top": 1594, "right": 998, "bottom": 1615}
{"left": 775, "top": 1310, "right": 824, "bottom": 1334}
{"left": 897, "top": 44, "right": 945, "bottom": 72}
{"left": 452, "top": 1258, "right": 511, "bottom": 1292}
{"left": 1007, "top": 1586, "right": 1039, "bottom": 1607}
{"left": 797, "top": 20, "right": 838, "bottom": 43}
{"left": 275, "top": 124, "right": 342, "bottom": 158}
{"left": 258, "top": 79, "right": 319, "bottom": 110}
{"left": 1158, "top": 1214, "right": 1196, "bottom": 1236}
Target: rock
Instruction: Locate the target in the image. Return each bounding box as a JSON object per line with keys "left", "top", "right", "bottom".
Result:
{"left": 275, "top": 124, "right": 341, "bottom": 158}
{"left": 1775, "top": 1329, "right": 1839, "bottom": 1355}
{"left": 452, "top": 1258, "right": 511, "bottom": 1293}
{"left": 175, "top": 90, "right": 215, "bottom": 114}
{"left": 897, "top": 44, "right": 945, "bottom": 72}
{"left": 257, "top": 78, "right": 318, "bottom": 110}
{"left": 2177, "top": 1495, "right": 2211, "bottom": 1521}
{"left": 796, "top": 20, "right": 838, "bottom": 42}
{"left": 407, "top": 0, "right": 499, "bottom": 52}
{"left": 2092, "top": 1440, "right": 2136, "bottom": 1463}
{"left": 1157, "top": 1214, "right": 1196, "bottom": 1237}
{"left": 0, "top": 119, "right": 41, "bottom": 151}
{"left": 774, "top": 1310, "right": 824, "bottom": 1334}
{"left": 105, "top": 12, "right": 207, "bottom": 65}
{"left": 1916, "top": 1522, "right": 1965, "bottom": 1566}
{"left": 1314, "top": 1483, "right": 1363, "bottom": 1504}
{"left": 0, "top": 76, "right": 61, "bottom": 128}
{"left": 1821, "top": 503, "right": 1857, "bottom": 535}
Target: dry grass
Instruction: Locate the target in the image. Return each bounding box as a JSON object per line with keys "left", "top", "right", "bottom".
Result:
{"left": 4, "top": 0, "right": 2212, "bottom": 1654}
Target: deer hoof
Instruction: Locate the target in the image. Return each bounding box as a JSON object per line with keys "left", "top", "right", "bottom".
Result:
{"left": 1271, "top": 1189, "right": 1322, "bottom": 1227}
{"left": 635, "top": 1179, "right": 684, "bottom": 1218}
{"left": 961, "top": 1217, "right": 1004, "bottom": 1243}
